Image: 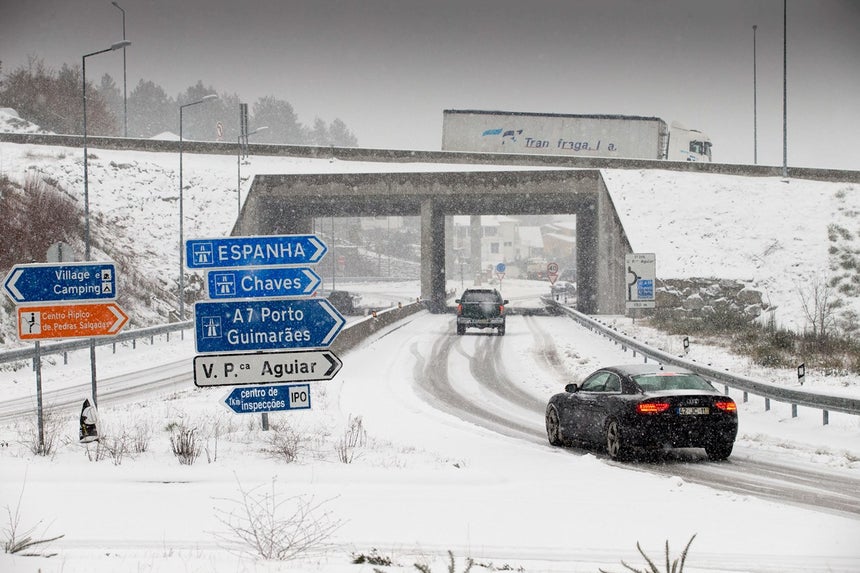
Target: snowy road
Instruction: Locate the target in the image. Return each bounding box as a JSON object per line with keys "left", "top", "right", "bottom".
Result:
{"left": 369, "top": 312, "right": 860, "bottom": 518}
{"left": 4, "top": 309, "right": 859, "bottom": 518}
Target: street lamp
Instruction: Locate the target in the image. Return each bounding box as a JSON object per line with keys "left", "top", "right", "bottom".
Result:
{"left": 83, "top": 40, "right": 131, "bottom": 261}
{"left": 111, "top": 2, "right": 128, "bottom": 137}
{"left": 782, "top": 0, "right": 788, "bottom": 178}
{"left": 179, "top": 94, "right": 218, "bottom": 322}
{"left": 753, "top": 24, "right": 758, "bottom": 165}
{"left": 82, "top": 39, "right": 130, "bottom": 408}
{"left": 237, "top": 125, "right": 268, "bottom": 216}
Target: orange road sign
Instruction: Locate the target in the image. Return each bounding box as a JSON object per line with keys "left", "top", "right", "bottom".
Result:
{"left": 17, "top": 302, "right": 129, "bottom": 340}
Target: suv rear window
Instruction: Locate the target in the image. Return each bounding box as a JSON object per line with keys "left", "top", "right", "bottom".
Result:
{"left": 462, "top": 291, "right": 500, "bottom": 303}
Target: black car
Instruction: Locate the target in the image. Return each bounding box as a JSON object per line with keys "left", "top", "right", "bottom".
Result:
{"left": 455, "top": 288, "right": 508, "bottom": 335}
{"left": 545, "top": 364, "right": 738, "bottom": 461}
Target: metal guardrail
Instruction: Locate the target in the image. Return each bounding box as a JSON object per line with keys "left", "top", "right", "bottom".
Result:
{"left": 549, "top": 299, "right": 860, "bottom": 423}
{"left": 0, "top": 320, "right": 192, "bottom": 364}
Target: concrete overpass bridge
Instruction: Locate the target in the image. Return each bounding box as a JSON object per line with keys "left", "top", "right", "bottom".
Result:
{"left": 234, "top": 169, "right": 632, "bottom": 314}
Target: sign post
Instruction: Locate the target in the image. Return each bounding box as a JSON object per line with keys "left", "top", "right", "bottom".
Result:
{"left": 194, "top": 299, "right": 344, "bottom": 354}
{"left": 3, "top": 260, "right": 126, "bottom": 444}
{"left": 17, "top": 302, "right": 129, "bottom": 340}
{"left": 188, "top": 234, "right": 343, "bottom": 430}
{"left": 547, "top": 262, "right": 559, "bottom": 285}
{"left": 4, "top": 262, "right": 116, "bottom": 303}
{"left": 222, "top": 383, "right": 311, "bottom": 414}
{"left": 194, "top": 350, "right": 343, "bottom": 387}
{"left": 625, "top": 253, "right": 656, "bottom": 309}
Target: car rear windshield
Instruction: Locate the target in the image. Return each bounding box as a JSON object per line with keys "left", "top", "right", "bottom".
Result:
{"left": 633, "top": 373, "right": 715, "bottom": 391}
{"left": 462, "top": 291, "right": 500, "bottom": 303}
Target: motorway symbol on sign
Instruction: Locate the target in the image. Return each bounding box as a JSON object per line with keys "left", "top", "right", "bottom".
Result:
{"left": 4, "top": 262, "right": 116, "bottom": 303}
{"left": 222, "top": 383, "right": 311, "bottom": 414}
{"left": 186, "top": 234, "right": 327, "bottom": 269}
{"left": 194, "top": 349, "right": 343, "bottom": 387}
{"left": 17, "top": 302, "right": 129, "bottom": 341}
{"left": 206, "top": 267, "right": 321, "bottom": 300}
{"left": 193, "top": 299, "right": 345, "bottom": 353}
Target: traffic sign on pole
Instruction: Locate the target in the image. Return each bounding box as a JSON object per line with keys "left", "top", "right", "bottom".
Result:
{"left": 186, "top": 234, "right": 327, "bottom": 269}
{"left": 4, "top": 262, "right": 116, "bottom": 304}
{"left": 17, "top": 302, "right": 129, "bottom": 341}
{"left": 194, "top": 349, "right": 343, "bottom": 387}
{"left": 546, "top": 262, "right": 559, "bottom": 285}
{"left": 206, "top": 267, "right": 321, "bottom": 300}
{"left": 194, "top": 299, "right": 345, "bottom": 353}
{"left": 222, "top": 383, "right": 311, "bottom": 414}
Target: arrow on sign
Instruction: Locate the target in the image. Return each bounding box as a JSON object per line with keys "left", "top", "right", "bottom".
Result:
{"left": 193, "top": 299, "right": 345, "bottom": 353}
{"left": 4, "top": 262, "right": 117, "bottom": 303}
{"left": 206, "top": 267, "right": 321, "bottom": 300}
{"left": 17, "top": 302, "right": 129, "bottom": 341}
{"left": 186, "top": 234, "right": 327, "bottom": 269}
{"left": 221, "top": 383, "right": 311, "bottom": 414}
{"left": 194, "top": 349, "right": 343, "bottom": 387}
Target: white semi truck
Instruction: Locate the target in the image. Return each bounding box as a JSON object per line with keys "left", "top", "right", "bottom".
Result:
{"left": 442, "top": 109, "right": 712, "bottom": 162}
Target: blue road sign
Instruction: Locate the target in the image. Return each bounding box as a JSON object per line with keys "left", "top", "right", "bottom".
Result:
{"left": 206, "top": 267, "right": 321, "bottom": 300}
{"left": 3, "top": 262, "right": 116, "bottom": 304}
{"left": 186, "top": 235, "right": 327, "bottom": 269}
{"left": 222, "top": 383, "right": 311, "bottom": 414}
{"left": 194, "top": 299, "right": 345, "bottom": 353}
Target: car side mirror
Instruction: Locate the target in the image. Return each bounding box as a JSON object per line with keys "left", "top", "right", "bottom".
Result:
{"left": 503, "top": 300, "right": 509, "bottom": 304}
{"left": 455, "top": 299, "right": 461, "bottom": 303}
{"left": 565, "top": 383, "right": 579, "bottom": 393}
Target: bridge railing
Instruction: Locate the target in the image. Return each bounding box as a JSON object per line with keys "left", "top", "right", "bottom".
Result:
{"left": 548, "top": 298, "right": 860, "bottom": 424}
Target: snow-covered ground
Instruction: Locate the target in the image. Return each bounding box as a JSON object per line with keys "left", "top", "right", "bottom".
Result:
{"left": 1, "top": 110, "right": 859, "bottom": 572}
{"left": 0, "top": 279, "right": 859, "bottom": 573}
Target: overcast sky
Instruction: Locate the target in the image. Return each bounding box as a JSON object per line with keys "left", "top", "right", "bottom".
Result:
{"left": 2, "top": 0, "right": 858, "bottom": 170}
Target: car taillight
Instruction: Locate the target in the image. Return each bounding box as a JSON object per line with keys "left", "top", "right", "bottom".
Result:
{"left": 637, "top": 401, "right": 671, "bottom": 414}
{"left": 456, "top": 304, "right": 463, "bottom": 315}
{"left": 715, "top": 400, "right": 737, "bottom": 412}
{"left": 499, "top": 304, "right": 505, "bottom": 315}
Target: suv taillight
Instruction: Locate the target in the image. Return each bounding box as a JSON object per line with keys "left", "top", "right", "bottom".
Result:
{"left": 499, "top": 304, "right": 505, "bottom": 315}
{"left": 456, "top": 303, "right": 463, "bottom": 316}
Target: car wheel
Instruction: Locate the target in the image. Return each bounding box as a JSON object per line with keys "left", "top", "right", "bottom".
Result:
{"left": 545, "top": 405, "right": 564, "bottom": 446}
{"left": 456, "top": 324, "right": 465, "bottom": 335}
{"left": 705, "top": 440, "right": 734, "bottom": 461}
{"left": 605, "top": 419, "right": 631, "bottom": 460}
{"left": 498, "top": 324, "right": 505, "bottom": 336}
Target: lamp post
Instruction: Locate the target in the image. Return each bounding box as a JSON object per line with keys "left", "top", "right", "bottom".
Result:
{"left": 237, "top": 125, "right": 268, "bottom": 217}
{"left": 111, "top": 1, "right": 127, "bottom": 137}
{"left": 753, "top": 24, "right": 758, "bottom": 165}
{"left": 179, "top": 94, "right": 218, "bottom": 322}
{"left": 782, "top": 0, "right": 788, "bottom": 178}
{"left": 82, "top": 39, "right": 130, "bottom": 408}
{"left": 83, "top": 40, "right": 131, "bottom": 261}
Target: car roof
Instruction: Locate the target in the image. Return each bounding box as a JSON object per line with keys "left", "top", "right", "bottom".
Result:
{"left": 601, "top": 364, "right": 695, "bottom": 377}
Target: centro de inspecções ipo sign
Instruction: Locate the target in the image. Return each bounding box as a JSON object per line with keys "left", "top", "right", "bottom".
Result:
{"left": 222, "top": 383, "right": 311, "bottom": 414}
{"left": 186, "top": 234, "right": 327, "bottom": 269}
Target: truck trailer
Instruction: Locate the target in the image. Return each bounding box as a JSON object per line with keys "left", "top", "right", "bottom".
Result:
{"left": 441, "top": 109, "right": 712, "bottom": 162}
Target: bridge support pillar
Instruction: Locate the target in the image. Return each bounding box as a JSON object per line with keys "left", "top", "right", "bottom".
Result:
{"left": 421, "top": 199, "right": 447, "bottom": 313}
{"left": 469, "top": 215, "right": 482, "bottom": 282}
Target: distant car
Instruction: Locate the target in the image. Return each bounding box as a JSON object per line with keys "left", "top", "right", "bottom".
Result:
{"left": 326, "top": 290, "right": 361, "bottom": 315}
{"left": 455, "top": 288, "right": 508, "bottom": 335}
{"left": 545, "top": 364, "right": 738, "bottom": 461}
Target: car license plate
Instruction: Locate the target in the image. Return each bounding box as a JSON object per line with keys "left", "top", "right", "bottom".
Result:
{"left": 678, "top": 406, "right": 710, "bottom": 415}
